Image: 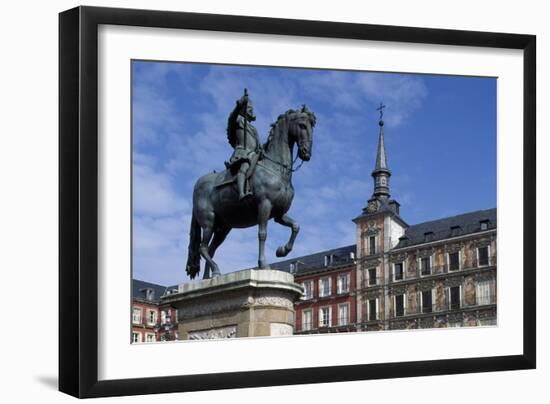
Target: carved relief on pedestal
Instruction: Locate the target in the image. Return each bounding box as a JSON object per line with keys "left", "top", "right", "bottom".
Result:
{"left": 188, "top": 325, "right": 237, "bottom": 340}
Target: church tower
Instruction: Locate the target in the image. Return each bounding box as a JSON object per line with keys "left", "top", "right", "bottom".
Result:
{"left": 353, "top": 103, "right": 408, "bottom": 331}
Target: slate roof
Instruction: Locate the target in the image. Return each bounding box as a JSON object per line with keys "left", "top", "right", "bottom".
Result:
{"left": 270, "top": 244, "right": 356, "bottom": 276}
{"left": 394, "top": 208, "right": 496, "bottom": 249}
{"left": 132, "top": 279, "right": 177, "bottom": 303}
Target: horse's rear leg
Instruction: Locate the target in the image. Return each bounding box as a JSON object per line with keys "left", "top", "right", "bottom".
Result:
{"left": 199, "top": 226, "right": 219, "bottom": 279}
{"left": 204, "top": 226, "right": 231, "bottom": 279}
{"left": 275, "top": 214, "right": 300, "bottom": 257}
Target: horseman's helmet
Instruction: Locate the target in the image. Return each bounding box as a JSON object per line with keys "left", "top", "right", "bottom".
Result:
{"left": 237, "top": 88, "right": 255, "bottom": 120}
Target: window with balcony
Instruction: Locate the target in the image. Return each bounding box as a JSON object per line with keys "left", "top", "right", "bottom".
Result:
{"left": 338, "top": 303, "right": 350, "bottom": 326}
{"left": 368, "top": 236, "right": 376, "bottom": 255}
{"left": 302, "top": 309, "right": 313, "bottom": 331}
{"left": 319, "top": 277, "right": 331, "bottom": 297}
{"left": 132, "top": 308, "right": 142, "bottom": 324}
{"left": 448, "top": 251, "right": 460, "bottom": 271}
{"left": 319, "top": 306, "right": 331, "bottom": 327}
{"left": 367, "top": 298, "right": 378, "bottom": 321}
{"left": 147, "top": 310, "right": 156, "bottom": 325}
{"left": 367, "top": 267, "right": 377, "bottom": 286}
{"left": 302, "top": 280, "right": 313, "bottom": 300}
{"left": 478, "top": 246, "right": 489, "bottom": 266}
{"left": 337, "top": 273, "right": 350, "bottom": 294}
{"left": 421, "top": 290, "right": 433, "bottom": 313}
{"left": 394, "top": 262, "right": 404, "bottom": 281}
{"left": 420, "top": 256, "right": 431, "bottom": 276}
{"left": 476, "top": 280, "right": 495, "bottom": 305}
{"left": 394, "top": 294, "right": 405, "bottom": 317}
{"left": 449, "top": 286, "right": 461, "bottom": 310}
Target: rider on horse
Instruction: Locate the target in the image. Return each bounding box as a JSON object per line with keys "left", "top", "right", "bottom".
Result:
{"left": 225, "top": 89, "right": 262, "bottom": 200}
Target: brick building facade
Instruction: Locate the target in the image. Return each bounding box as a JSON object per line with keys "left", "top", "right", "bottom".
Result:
{"left": 131, "top": 280, "right": 179, "bottom": 343}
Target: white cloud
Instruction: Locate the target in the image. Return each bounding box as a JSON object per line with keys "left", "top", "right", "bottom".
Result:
{"left": 133, "top": 161, "right": 189, "bottom": 216}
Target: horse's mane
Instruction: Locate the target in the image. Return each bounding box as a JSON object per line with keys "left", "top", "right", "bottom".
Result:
{"left": 263, "top": 106, "right": 316, "bottom": 150}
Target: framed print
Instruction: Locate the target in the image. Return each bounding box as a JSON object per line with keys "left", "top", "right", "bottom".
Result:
{"left": 59, "top": 6, "right": 536, "bottom": 398}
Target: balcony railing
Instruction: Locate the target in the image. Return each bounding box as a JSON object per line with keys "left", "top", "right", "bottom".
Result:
{"left": 392, "top": 256, "right": 497, "bottom": 281}
{"left": 390, "top": 300, "right": 496, "bottom": 319}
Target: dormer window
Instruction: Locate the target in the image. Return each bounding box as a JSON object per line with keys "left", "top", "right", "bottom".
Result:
{"left": 289, "top": 262, "right": 296, "bottom": 273}
{"left": 424, "top": 232, "right": 435, "bottom": 242}
{"left": 324, "top": 254, "right": 334, "bottom": 266}
{"left": 450, "top": 226, "right": 461, "bottom": 237}
{"left": 480, "top": 220, "right": 489, "bottom": 231}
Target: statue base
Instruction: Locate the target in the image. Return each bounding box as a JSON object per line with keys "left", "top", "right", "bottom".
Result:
{"left": 162, "top": 269, "right": 303, "bottom": 340}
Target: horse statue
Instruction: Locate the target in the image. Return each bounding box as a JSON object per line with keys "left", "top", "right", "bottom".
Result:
{"left": 185, "top": 105, "right": 316, "bottom": 279}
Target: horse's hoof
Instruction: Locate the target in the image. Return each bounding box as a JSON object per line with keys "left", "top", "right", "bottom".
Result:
{"left": 276, "top": 246, "right": 289, "bottom": 257}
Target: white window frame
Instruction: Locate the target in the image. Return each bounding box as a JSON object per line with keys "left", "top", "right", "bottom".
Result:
{"left": 367, "top": 235, "right": 377, "bottom": 256}
{"left": 132, "top": 332, "right": 141, "bottom": 343}
{"left": 419, "top": 255, "right": 432, "bottom": 277}
{"left": 145, "top": 333, "right": 156, "bottom": 343}
{"left": 160, "top": 310, "right": 167, "bottom": 325}
{"left": 337, "top": 272, "right": 350, "bottom": 294}
{"left": 318, "top": 277, "right": 331, "bottom": 297}
{"left": 319, "top": 306, "right": 332, "bottom": 327}
{"left": 447, "top": 250, "right": 461, "bottom": 271}
{"left": 477, "top": 245, "right": 491, "bottom": 267}
{"left": 337, "top": 303, "right": 350, "bottom": 326}
{"left": 366, "top": 266, "right": 378, "bottom": 286}
{"left": 393, "top": 261, "right": 405, "bottom": 281}
{"left": 366, "top": 298, "right": 379, "bottom": 321}
{"left": 147, "top": 309, "right": 157, "bottom": 326}
{"left": 302, "top": 309, "right": 313, "bottom": 331}
{"left": 302, "top": 280, "right": 313, "bottom": 300}
{"left": 476, "top": 279, "right": 495, "bottom": 306}
{"left": 394, "top": 293, "right": 407, "bottom": 317}
{"left": 132, "top": 307, "right": 142, "bottom": 325}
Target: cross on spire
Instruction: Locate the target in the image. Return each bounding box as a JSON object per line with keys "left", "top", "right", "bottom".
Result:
{"left": 376, "top": 102, "right": 386, "bottom": 121}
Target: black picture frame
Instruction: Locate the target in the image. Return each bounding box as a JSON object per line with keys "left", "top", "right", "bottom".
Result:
{"left": 59, "top": 5, "right": 536, "bottom": 398}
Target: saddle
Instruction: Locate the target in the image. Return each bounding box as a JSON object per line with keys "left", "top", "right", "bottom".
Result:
{"left": 215, "top": 151, "right": 262, "bottom": 189}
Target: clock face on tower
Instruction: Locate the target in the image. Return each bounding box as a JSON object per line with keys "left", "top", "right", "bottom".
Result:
{"left": 367, "top": 200, "right": 378, "bottom": 213}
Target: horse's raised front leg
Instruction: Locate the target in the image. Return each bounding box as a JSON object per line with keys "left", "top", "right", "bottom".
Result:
{"left": 275, "top": 214, "right": 300, "bottom": 257}
{"left": 257, "top": 199, "right": 272, "bottom": 269}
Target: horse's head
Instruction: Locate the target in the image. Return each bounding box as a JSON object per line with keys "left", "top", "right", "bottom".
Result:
{"left": 287, "top": 105, "right": 316, "bottom": 161}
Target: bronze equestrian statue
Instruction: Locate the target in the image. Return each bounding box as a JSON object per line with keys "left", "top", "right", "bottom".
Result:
{"left": 185, "top": 89, "right": 316, "bottom": 279}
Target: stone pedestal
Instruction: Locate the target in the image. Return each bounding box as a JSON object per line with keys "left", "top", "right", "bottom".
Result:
{"left": 162, "top": 269, "right": 303, "bottom": 340}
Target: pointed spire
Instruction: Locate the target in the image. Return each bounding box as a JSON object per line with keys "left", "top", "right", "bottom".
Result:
{"left": 374, "top": 120, "right": 388, "bottom": 171}
{"left": 371, "top": 102, "right": 391, "bottom": 199}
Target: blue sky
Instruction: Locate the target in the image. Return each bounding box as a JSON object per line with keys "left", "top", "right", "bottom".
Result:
{"left": 132, "top": 61, "right": 496, "bottom": 286}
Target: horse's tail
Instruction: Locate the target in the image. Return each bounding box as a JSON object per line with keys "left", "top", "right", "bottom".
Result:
{"left": 185, "top": 211, "right": 201, "bottom": 279}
